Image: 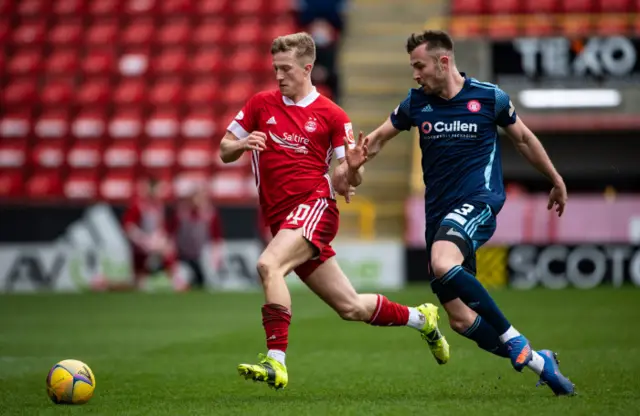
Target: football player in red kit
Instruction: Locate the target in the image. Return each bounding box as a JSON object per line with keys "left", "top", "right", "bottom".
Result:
{"left": 219, "top": 32, "right": 450, "bottom": 390}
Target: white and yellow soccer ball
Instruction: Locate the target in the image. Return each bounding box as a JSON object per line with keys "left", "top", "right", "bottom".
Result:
{"left": 46, "top": 359, "right": 96, "bottom": 404}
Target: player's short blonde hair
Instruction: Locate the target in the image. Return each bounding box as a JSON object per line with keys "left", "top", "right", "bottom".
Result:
{"left": 271, "top": 32, "right": 316, "bottom": 65}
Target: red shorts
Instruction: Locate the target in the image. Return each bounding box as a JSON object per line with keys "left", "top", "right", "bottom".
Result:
{"left": 270, "top": 197, "right": 339, "bottom": 279}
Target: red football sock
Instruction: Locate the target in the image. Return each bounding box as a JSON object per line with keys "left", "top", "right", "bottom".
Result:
{"left": 262, "top": 303, "right": 291, "bottom": 352}
{"left": 367, "top": 295, "right": 410, "bottom": 326}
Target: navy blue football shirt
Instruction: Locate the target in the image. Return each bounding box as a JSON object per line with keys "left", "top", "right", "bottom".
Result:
{"left": 390, "top": 74, "right": 517, "bottom": 225}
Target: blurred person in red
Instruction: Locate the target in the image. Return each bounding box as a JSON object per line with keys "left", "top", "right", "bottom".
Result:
{"left": 220, "top": 32, "right": 449, "bottom": 390}
{"left": 172, "top": 183, "right": 224, "bottom": 290}
{"left": 122, "top": 177, "right": 187, "bottom": 291}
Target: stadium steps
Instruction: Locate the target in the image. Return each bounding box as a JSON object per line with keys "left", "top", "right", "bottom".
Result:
{"left": 339, "top": 0, "right": 446, "bottom": 238}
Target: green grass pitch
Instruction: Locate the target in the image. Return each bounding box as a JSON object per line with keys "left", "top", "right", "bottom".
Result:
{"left": 1, "top": 286, "right": 639, "bottom": 415}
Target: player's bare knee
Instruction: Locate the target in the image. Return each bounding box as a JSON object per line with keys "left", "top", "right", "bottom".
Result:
{"left": 449, "top": 316, "right": 472, "bottom": 333}
{"left": 256, "top": 254, "right": 282, "bottom": 286}
{"left": 431, "top": 242, "right": 463, "bottom": 278}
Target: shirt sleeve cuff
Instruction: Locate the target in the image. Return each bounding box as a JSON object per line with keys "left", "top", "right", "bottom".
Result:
{"left": 227, "top": 120, "right": 250, "bottom": 140}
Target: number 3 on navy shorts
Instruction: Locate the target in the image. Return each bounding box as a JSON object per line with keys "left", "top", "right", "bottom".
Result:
{"left": 442, "top": 202, "right": 496, "bottom": 245}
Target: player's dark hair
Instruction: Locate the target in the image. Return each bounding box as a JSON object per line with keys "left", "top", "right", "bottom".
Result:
{"left": 406, "top": 30, "right": 454, "bottom": 54}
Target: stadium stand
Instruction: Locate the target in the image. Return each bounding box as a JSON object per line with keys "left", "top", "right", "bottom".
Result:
{"left": 0, "top": 0, "right": 302, "bottom": 202}
{"left": 448, "top": 0, "right": 640, "bottom": 38}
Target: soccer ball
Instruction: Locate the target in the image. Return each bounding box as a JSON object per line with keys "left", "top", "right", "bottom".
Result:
{"left": 46, "top": 359, "right": 96, "bottom": 404}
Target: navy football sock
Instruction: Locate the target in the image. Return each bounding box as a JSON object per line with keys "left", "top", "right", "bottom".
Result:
{"left": 461, "top": 315, "right": 509, "bottom": 358}
{"left": 440, "top": 265, "right": 511, "bottom": 335}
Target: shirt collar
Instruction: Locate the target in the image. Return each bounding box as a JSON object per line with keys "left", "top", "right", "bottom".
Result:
{"left": 282, "top": 87, "right": 320, "bottom": 107}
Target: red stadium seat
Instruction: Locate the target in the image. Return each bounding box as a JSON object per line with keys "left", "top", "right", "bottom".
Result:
{"left": 146, "top": 111, "right": 180, "bottom": 139}
{"left": 152, "top": 48, "right": 188, "bottom": 74}
{"left": 190, "top": 48, "right": 224, "bottom": 73}
{"left": 182, "top": 111, "right": 216, "bottom": 139}
{"left": 89, "top": 0, "right": 122, "bottom": 15}
{"left": 178, "top": 142, "right": 212, "bottom": 168}
{"left": 185, "top": 81, "right": 219, "bottom": 105}
{"left": 597, "top": 0, "right": 631, "bottom": 12}
{"left": 35, "top": 110, "right": 70, "bottom": 138}
{"left": 267, "top": 18, "right": 298, "bottom": 40}
{"left": 149, "top": 79, "right": 183, "bottom": 106}
{"left": 451, "top": 0, "right": 484, "bottom": 14}
{"left": 46, "top": 49, "right": 79, "bottom": 74}
{"left": 27, "top": 170, "right": 63, "bottom": 198}
{"left": 449, "top": 17, "right": 484, "bottom": 39}
{"left": 523, "top": 15, "right": 556, "bottom": 36}
{"left": 54, "top": 0, "right": 86, "bottom": 15}
{"left": 113, "top": 79, "right": 146, "bottom": 106}
{"left": 228, "top": 48, "right": 269, "bottom": 74}
{"left": 8, "top": 50, "right": 42, "bottom": 76}
{"left": 122, "top": 19, "right": 155, "bottom": 44}
{"left": 72, "top": 111, "right": 107, "bottom": 139}
{"left": 198, "top": 0, "right": 229, "bottom": 15}
{"left": 222, "top": 80, "right": 255, "bottom": 109}
{"left": 32, "top": 141, "right": 66, "bottom": 168}
{"left": 0, "top": 112, "right": 31, "bottom": 138}
{"left": 2, "top": 80, "right": 37, "bottom": 107}
{"left": 77, "top": 79, "right": 111, "bottom": 106}
{"left": 161, "top": 0, "right": 193, "bottom": 14}
{"left": 68, "top": 142, "right": 102, "bottom": 169}
{"left": 141, "top": 142, "right": 175, "bottom": 168}
{"left": 17, "top": 0, "right": 50, "bottom": 16}
{"left": 633, "top": 16, "right": 640, "bottom": 35}
{"left": 103, "top": 141, "right": 138, "bottom": 168}
{"left": 269, "top": 0, "right": 295, "bottom": 15}
{"left": 193, "top": 20, "right": 226, "bottom": 45}
{"left": 0, "top": 142, "right": 27, "bottom": 168}
{"left": 101, "top": 171, "right": 135, "bottom": 201}
{"left": 0, "top": 0, "right": 15, "bottom": 15}
{"left": 65, "top": 171, "right": 98, "bottom": 200}
{"left": 83, "top": 49, "right": 116, "bottom": 76}
{"left": 230, "top": 19, "right": 262, "bottom": 45}
{"left": 560, "top": 0, "right": 594, "bottom": 13}
{"left": 86, "top": 20, "right": 119, "bottom": 45}
{"left": 49, "top": 21, "right": 83, "bottom": 46}
{"left": 558, "top": 15, "right": 593, "bottom": 37}
{"left": 524, "top": 0, "right": 558, "bottom": 13}
{"left": 109, "top": 110, "right": 143, "bottom": 139}
{"left": 12, "top": 20, "right": 47, "bottom": 46}
{"left": 487, "top": 17, "right": 520, "bottom": 39}
{"left": 595, "top": 15, "right": 629, "bottom": 35}
{"left": 0, "top": 20, "right": 10, "bottom": 44}
{"left": 487, "top": 0, "right": 521, "bottom": 14}
{"left": 158, "top": 20, "right": 190, "bottom": 45}
{"left": 41, "top": 80, "right": 74, "bottom": 107}
{"left": 232, "top": 0, "right": 263, "bottom": 16}
{"left": 0, "top": 171, "right": 24, "bottom": 197}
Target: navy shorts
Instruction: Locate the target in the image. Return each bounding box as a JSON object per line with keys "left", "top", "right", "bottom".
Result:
{"left": 426, "top": 201, "right": 497, "bottom": 304}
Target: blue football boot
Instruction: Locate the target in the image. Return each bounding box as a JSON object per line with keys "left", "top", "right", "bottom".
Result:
{"left": 504, "top": 335, "right": 533, "bottom": 372}
{"left": 536, "top": 349, "right": 576, "bottom": 396}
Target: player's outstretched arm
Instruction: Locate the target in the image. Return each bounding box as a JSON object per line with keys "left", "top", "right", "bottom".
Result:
{"left": 219, "top": 131, "right": 266, "bottom": 164}
{"left": 364, "top": 117, "right": 402, "bottom": 161}
{"left": 504, "top": 117, "right": 567, "bottom": 216}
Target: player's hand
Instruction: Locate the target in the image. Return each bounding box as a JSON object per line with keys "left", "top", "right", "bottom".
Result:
{"left": 548, "top": 181, "right": 567, "bottom": 217}
{"left": 241, "top": 131, "right": 267, "bottom": 152}
{"left": 344, "top": 131, "right": 369, "bottom": 170}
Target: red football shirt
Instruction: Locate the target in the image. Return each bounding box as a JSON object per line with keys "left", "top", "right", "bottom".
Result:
{"left": 227, "top": 88, "right": 354, "bottom": 225}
